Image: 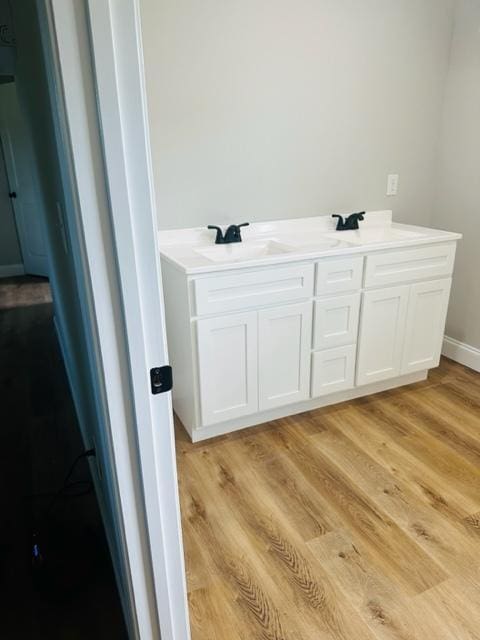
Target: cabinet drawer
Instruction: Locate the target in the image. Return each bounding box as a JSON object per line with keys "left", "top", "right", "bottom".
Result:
{"left": 316, "top": 256, "right": 363, "bottom": 296}
{"left": 313, "top": 293, "right": 360, "bottom": 350}
{"left": 311, "top": 345, "right": 356, "bottom": 398}
{"left": 193, "top": 264, "right": 314, "bottom": 316}
{"left": 364, "top": 243, "right": 456, "bottom": 288}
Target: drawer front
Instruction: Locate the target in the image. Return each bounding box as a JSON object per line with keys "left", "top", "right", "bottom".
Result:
{"left": 313, "top": 293, "right": 360, "bottom": 350}
{"left": 316, "top": 256, "right": 363, "bottom": 296}
{"left": 193, "top": 264, "right": 314, "bottom": 316}
{"left": 311, "top": 345, "right": 356, "bottom": 398}
{"left": 364, "top": 242, "right": 456, "bottom": 288}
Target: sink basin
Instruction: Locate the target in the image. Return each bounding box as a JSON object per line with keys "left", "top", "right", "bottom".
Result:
{"left": 194, "top": 240, "right": 293, "bottom": 263}
{"left": 323, "top": 228, "right": 424, "bottom": 245}
{"left": 276, "top": 235, "right": 347, "bottom": 250}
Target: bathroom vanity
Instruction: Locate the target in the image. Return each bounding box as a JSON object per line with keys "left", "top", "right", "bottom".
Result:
{"left": 159, "top": 211, "right": 461, "bottom": 442}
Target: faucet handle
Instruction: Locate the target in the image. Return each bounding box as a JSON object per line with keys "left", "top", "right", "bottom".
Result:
{"left": 234, "top": 222, "right": 250, "bottom": 240}
{"left": 207, "top": 225, "right": 225, "bottom": 244}
{"left": 332, "top": 214, "right": 345, "bottom": 230}
{"left": 347, "top": 212, "right": 365, "bottom": 222}
{"left": 345, "top": 212, "right": 365, "bottom": 230}
{"left": 332, "top": 212, "right": 365, "bottom": 231}
{"left": 224, "top": 222, "right": 250, "bottom": 243}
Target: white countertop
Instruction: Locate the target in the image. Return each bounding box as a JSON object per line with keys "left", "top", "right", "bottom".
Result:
{"left": 158, "top": 211, "right": 461, "bottom": 275}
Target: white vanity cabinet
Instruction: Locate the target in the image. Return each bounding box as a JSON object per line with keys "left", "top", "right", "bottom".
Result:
{"left": 356, "top": 243, "right": 456, "bottom": 386}
{"left": 184, "top": 263, "right": 315, "bottom": 430}
{"left": 196, "top": 300, "right": 313, "bottom": 424}
{"left": 160, "top": 221, "right": 459, "bottom": 442}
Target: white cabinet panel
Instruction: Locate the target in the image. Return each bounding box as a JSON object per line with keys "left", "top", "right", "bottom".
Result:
{"left": 258, "top": 302, "right": 312, "bottom": 410}
{"left": 402, "top": 278, "right": 452, "bottom": 375}
{"left": 193, "top": 264, "right": 314, "bottom": 316}
{"left": 313, "top": 293, "right": 360, "bottom": 350}
{"left": 356, "top": 285, "right": 410, "bottom": 386}
{"left": 197, "top": 312, "right": 258, "bottom": 425}
{"left": 364, "top": 243, "right": 456, "bottom": 288}
{"left": 311, "top": 345, "right": 356, "bottom": 397}
{"left": 316, "top": 256, "right": 363, "bottom": 296}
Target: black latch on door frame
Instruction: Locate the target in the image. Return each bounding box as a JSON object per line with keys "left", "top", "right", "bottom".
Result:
{"left": 150, "top": 365, "right": 173, "bottom": 395}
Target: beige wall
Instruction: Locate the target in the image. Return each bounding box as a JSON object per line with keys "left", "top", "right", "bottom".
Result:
{"left": 432, "top": 0, "right": 480, "bottom": 350}
{"left": 141, "top": 0, "right": 455, "bottom": 230}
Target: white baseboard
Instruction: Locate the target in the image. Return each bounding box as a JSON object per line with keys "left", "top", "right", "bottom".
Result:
{"left": 442, "top": 336, "right": 480, "bottom": 373}
{"left": 0, "top": 263, "right": 25, "bottom": 278}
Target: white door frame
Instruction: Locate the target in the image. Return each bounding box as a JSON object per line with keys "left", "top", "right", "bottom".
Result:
{"left": 46, "top": 1, "right": 190, "bottom": 638}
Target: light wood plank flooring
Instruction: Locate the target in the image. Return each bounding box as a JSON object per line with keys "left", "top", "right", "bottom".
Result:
{"left": 176, "top": 358, "right": 480, "bottom": 640}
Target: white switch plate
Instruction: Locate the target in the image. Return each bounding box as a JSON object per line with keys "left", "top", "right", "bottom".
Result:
{"left": 387, "top": 173, "right": 399, "bottom": 196}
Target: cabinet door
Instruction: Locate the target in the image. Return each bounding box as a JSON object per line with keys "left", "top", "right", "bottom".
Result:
{"left": 402, "top": 278, "right": 451, "bottom": 374}
{"left": 258, "top": 302, "right": 312, "bottom": 410}
{"left": 356, "top": 285, "right": 410, "bottom": 386}
{"left": 196, "top": 312, "right": 258, "bottom": 425}
{"left": 313, "top": 293, "right": 360, "bottom": 350}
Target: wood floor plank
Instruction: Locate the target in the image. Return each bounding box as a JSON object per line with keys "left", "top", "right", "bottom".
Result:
{"left": 416, "top": 384, "right": 480, "bottom": 443}
{"left": 262, "top": 420, "right": 447, "bottom": 595}
{"left": 188, "top": 443, "right": 376, "bottom": 639}
{"left": 176, "top": 359, "right": 480, "bottom": 639}
{"left": 463, "top": 512, "right": 480, "bottom": 539}
{"left": 230, "top": 432, "right": 337, "bottom": 540}
{"left": 330, "top": 405, "right": 478, "bottom": 519}
{"left": 412, "top": 572, "right": 480, "bottom": 640}
{"left": 373, "top": 387, "right": 480, "bottom": 468}
{"left": 310, "top": 421, "right": 477, "bottom": 579}
{"left": 308, "top": 529, "right": 430, "bottom": 640}
{"left": 188, "top": 581, "right": 245, "bottom": 640}
{"left": 365, "top": 397, "right": 480, "bottom": 508}
{"left": 180, "top": 452, "right": 303, "bottom": 640}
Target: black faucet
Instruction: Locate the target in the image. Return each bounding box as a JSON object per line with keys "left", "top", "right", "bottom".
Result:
{"left": 332, "top": 212, "right": 365, "bottom": 231}
{"left": 207, "top": 223, "right": 250, "bottom": 244}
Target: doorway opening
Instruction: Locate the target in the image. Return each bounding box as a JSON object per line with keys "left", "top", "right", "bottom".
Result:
{"left": 0, "top": 276, "right": 127, "bottom": 638}
{"left": 0, "top": 4, "right": 128, "bottom": 637}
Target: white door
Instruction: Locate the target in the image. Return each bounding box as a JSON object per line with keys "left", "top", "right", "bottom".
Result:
{"left": 356, "top": 285, "right": 410, "bottom": 386}
{"left": 0, "top": 83, "right": 49, "bottom": 276}
{"left": 0, "top": 139, "right": 23, "bottom": 271}
{"left": 313, "top": 293, "right": 361, "bottom": 350}
{"left": 258, "top": 301, "right": 312, "bottom": 410}
{"left": 402, "top": 278, "right": 452, "bottom": 374}
{"left": 197, "top": 311, "right": 258, "bottom": 425}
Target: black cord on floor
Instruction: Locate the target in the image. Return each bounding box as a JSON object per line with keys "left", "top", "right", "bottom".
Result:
{"left": 25, "top": 449, "right": 96, "bottom": 515}
{"left": 45, "top": 448, "right": 96, "bottom": 516}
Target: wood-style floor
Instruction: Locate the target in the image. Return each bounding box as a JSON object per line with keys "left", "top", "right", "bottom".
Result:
{"left": 176, "top": 359, "right": 480, "bottom": 640}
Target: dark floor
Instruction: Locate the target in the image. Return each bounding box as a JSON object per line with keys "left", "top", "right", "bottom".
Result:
{"left": 0, "top": 276, "right": 128, "bottom": 639}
